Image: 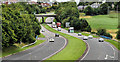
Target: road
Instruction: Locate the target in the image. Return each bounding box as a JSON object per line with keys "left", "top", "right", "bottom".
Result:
{"left": 46, "top": 17, "right": 119, "bottom": 60}
{"left": 2, "top": 22, "right": 67, "bottom": 61}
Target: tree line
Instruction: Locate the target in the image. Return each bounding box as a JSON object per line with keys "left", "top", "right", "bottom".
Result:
{"left": 2, "top": 3, "right": 41, "bottom": 49}
{"left": 55, "top": 2, "right": 91, "bottom": 32}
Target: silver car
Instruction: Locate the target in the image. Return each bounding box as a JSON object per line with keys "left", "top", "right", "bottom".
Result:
{"left": 78, "top": 33, "right": 82, "bottom": 36}
{"left": 99, "top": 38, "right": 104, "bottom": 42}
{"left": 88, "top": 35, "right": 93, "bottom": 39}
{"left": 49, "top": 38, "right": 54, "bottom": 42}
{"left": 83, "top": 36, "right": 88, "bottom": 40}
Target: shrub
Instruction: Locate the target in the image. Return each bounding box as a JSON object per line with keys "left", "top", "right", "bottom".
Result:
{"left": 91, "top": 32, "right": 96, "bottom": 34}
{"left": 97, "top": 29, "right": 106, "bottom": 35}
{"left": 100, "top": 3, "right": 108, "bottom": 15}
{"left": 116, "top": 29, "right": 120, "bottom": 39}
{"left": 84, "top": 6, "right": 94, "bottom": 15}
{"left": 105, "top": 33, "right": 113, "bottom": 38}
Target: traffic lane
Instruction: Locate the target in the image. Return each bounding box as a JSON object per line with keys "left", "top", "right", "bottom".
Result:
{"left": 46, "top": 17, "right": 118, "bottom": 60}
{"left": 78, "top": 37, "right": 118, "bottom": 60}
{"left": 3, "top": 37, "right": 65, "bottom": 61}
{"left": 41, "top": 25, "right": 56, "bottom": 38}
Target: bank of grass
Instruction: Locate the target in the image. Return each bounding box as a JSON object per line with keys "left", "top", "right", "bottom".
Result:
{"left": 38, "top": 33, "right": 45, "bottom": 38}
{"left": 2, "top": 40, "right": 45, "bottom": 58}
{"left": 105, "top": 39, "right": 120, "bottom": 50}
{"left": 42, "top": 24, "right": 86, "bottom": 60}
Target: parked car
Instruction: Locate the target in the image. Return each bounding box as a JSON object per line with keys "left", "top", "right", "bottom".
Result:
{"left": 49, "top": 38, "right": 54, "bottom": 42}
{"left": 88, "top": 35, "right": 93, "bottom": 39}
{"left": 83, "top": 36, "right": 88, "bottom": 40}
{"left": 78, "top": 33, "right": 82, "bottom": 36}
{"left": 57, "top": 27, "right": 61, "bottom": 31}
{"left": 99, "top": 38, "right": 104, "bottom": 42}
{"left": 55, "top": 33, "right": 59, "bottom": 37}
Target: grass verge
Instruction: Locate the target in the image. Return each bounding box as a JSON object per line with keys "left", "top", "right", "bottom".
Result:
{"left": 105, "top": 39, "right": 120, "bottom": 50}
{"left": 38, "top": 33, "right": 45, "bottom": 38}
{"left": 2, "top": 40, "right": 45, "bottom": 58}
{"left": 42, "top": 24, "right": 86, "bottom": 61}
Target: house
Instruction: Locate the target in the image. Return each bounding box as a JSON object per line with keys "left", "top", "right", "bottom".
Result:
{"left": 27, "top": 1, "right": 38, "bottom": 4}
{"left": 91, "top": 3, "right": 101, "bottom": 8}
{"left": 41, "top": 3, "right": 50, "bottom": 7}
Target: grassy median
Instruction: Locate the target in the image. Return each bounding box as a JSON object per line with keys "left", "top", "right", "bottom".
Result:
{"left": 42, "top": 24, "right": 86, "bottom": 61}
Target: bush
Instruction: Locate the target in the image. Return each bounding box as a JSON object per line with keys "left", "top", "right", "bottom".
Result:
{"left": 116, "top": 29, "right": 120, "bottom": 39}
{"left": 105, "top": 33, "right": 113, "bottom": 38}
{"left": 86, "top": 25, "right": 92, "bottom": 32}
{"left": 84, "top": 6, "right": 94, "bottom": 15}
{"left": 97, "top": 29, "right": 106, "bottom": 35}
{"left": 91, "top": 32, "right": 96, "bottom": 34}
{"left": 100, "top": 3, "right": 108, "bottom": 15}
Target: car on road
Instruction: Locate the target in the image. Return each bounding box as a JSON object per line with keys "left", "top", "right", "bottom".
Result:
{"left": 57, "top": 27, "right": 61, "bottom": 31}
{"left": 83, "top": 36, "right": 88, "bottom": 40}
{"left": 99, "top": 38, "right": 104, "bottom": 42}
{"left": 88, "top": 35, "right": 93, "bottom": 39}
{"left": 41, "top": 30, "right": 45, "bottom": 32}
{"left": 52, "top": 22, "right": 57, "bottom": 28}
{"left": 78, "top": 33, "right": 82, "bottom": 36}
{"left": 49, "top": 38, "right": 54, "bottom": 42}
{"left": 55, "top": 33, "right": 59, "bottom": 37}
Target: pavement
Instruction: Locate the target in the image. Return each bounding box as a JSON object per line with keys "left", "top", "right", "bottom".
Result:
{"left": 46, "top": 17, "right": 119, "bottom": 61}
{"left": 2, "top": 19, "right": 67, "bottom": 61}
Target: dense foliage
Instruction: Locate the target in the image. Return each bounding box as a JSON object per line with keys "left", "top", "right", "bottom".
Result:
{"left": 55, "top": 2, "right": 91, "bottom": 31}
{"left": 116, "top": 30, "right": 120, "bottom": 39}
{"left": 97, "top": 29, "right": 112, "bottom": 38}
{"left": 2, "top": 3, "right": 41, "bottom": 48}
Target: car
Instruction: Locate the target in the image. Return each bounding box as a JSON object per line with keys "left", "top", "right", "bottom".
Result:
{"left": 99, "top": 38, "right": 104, "bottom": 42}
{"left": 49, "top": 38, "right": 54, "bottom": 42}
{"left": 83, "top": 36, "right": 88, "bottom": 40}
{"left": 52, "top": 22, "right": 56, "bottom": 28}
{"left": 55, "top": 33, "right": 59, "bottom": 37}
{"left": 57, "top": 27, "right": 61, "bottom": 31}
{"left": 41, "top": 30, "right": 45, "bottom": 32}
{"left": 78, "top": 33, "right": 82, "bottom": 36}
{"left": 88, "top": 35, "right": 93, "bottom": 39}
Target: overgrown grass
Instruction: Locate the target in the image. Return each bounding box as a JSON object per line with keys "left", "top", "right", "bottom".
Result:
{"left": 85, "top": 14, "right": 118, "bottom": 29}
{"left": 42, "top": 24, "right": 86, "bottom": 61}
{"left": 38, "top": 33, "right": 45, "bottom": 38}
{"left": 105, "top": 39, "right": 120, "bottom": 50}
{"left": 2, "top": 40, "right": 45, "bottom": 58}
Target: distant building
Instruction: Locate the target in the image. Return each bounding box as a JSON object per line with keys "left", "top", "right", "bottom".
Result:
{"left": 78, "top": 3, "right": 101, "bottom": 10}
{"left": 27, "top": 1, "right": 38, "bottom": 4}
{"left": 41, "top": 3, "right": 50, "bottom": 7}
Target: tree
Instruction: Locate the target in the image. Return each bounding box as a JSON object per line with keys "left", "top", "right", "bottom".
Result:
{"left": 84, "top": 6, "right": 94, "bottom": 15}
{"left": 100, "top": 3, "right": 108, "bottom": 14}
{"left": 116, "top": 30, "right": 120, "bottom": 39}
{"left": 97, "top": 29, "right": 106, "bottom": 35}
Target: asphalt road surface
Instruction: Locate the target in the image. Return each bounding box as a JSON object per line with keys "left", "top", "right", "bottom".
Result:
{"left": 2, "top": 23, "right": 66, "bottom": 61}
{"left": 46, "top": 17, "right": 119, "bottom": 60}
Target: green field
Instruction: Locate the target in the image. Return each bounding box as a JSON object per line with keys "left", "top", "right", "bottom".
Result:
{"left": 85, "top": 15, "right": 118, "bottom": 29}
{"left": 42, "top": 24, "right": 86, "bottom": 61}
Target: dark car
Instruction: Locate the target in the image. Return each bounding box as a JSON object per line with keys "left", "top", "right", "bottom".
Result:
{"left": 55, "top": 33, "right": 59, "bottom": 37}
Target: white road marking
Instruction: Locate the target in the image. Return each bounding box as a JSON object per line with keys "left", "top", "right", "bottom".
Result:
{"left": 81, "top": 41, "right": 90, "bottom": 60}
{"left": 106, "top": 42, "right": 115, "bottom": 59}
{"left": 105, "top": 55, "right": 108, "bottom": 60}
